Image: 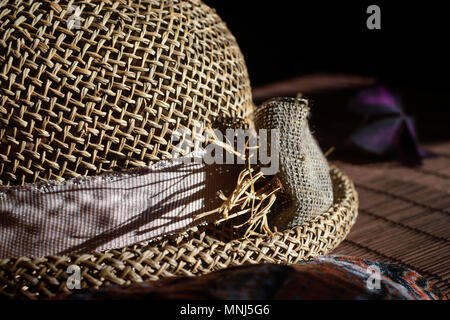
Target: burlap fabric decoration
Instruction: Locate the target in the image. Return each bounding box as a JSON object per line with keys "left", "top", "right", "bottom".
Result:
{"left": 0, "top": 0, "right": 253, "bottom": 186}
{"left": 255, "top": 97, "right": 333, "bottom": 229}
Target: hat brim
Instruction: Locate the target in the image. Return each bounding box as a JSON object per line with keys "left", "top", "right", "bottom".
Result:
{"left": 0, "top": 164, "right": 358, "bottom": 300}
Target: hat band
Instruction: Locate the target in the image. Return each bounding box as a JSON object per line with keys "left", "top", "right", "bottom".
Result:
{"left": 0, "top": 150, "right": 241, "bottom": 258}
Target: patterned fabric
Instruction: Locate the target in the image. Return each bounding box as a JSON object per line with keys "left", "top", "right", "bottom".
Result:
{"left": 55, "top": 255, "right": 445, "bottom": 300}
{"left": 0, "top": 150, "right": 240, "bottom": 258}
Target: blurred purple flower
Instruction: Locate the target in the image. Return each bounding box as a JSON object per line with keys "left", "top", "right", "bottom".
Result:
{"left": 348, "top": 85, "right": 433, "bottom": 166}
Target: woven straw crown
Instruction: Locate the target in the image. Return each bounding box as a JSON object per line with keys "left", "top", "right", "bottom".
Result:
{"left": 0, "top": 0, "right": 253, "bottom": 186}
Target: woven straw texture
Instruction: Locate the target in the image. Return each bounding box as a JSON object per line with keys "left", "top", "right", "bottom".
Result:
{"left": 0, "top": 0, "right": 253, "bottom": 186}
{"left": 0, "top": 165, "right": 358, "bottom": 300}
{"left": 255, "top": 98, "right": 334, "bottom": 229}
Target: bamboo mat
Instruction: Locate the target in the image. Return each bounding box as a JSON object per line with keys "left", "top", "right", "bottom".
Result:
{"left": 332, "top": 141, "right": 450, "bottom": 297}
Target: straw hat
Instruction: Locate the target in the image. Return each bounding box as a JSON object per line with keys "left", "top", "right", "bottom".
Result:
{"left": 0, "top": 0, "right": 358, "bottom": 299}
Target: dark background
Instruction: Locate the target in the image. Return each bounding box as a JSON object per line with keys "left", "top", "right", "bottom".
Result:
{"left": 204, "top": 1, "right": 448, "bottom": 90}
{"left": 204, "top": 1, "right": 449, "bottom": 143}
